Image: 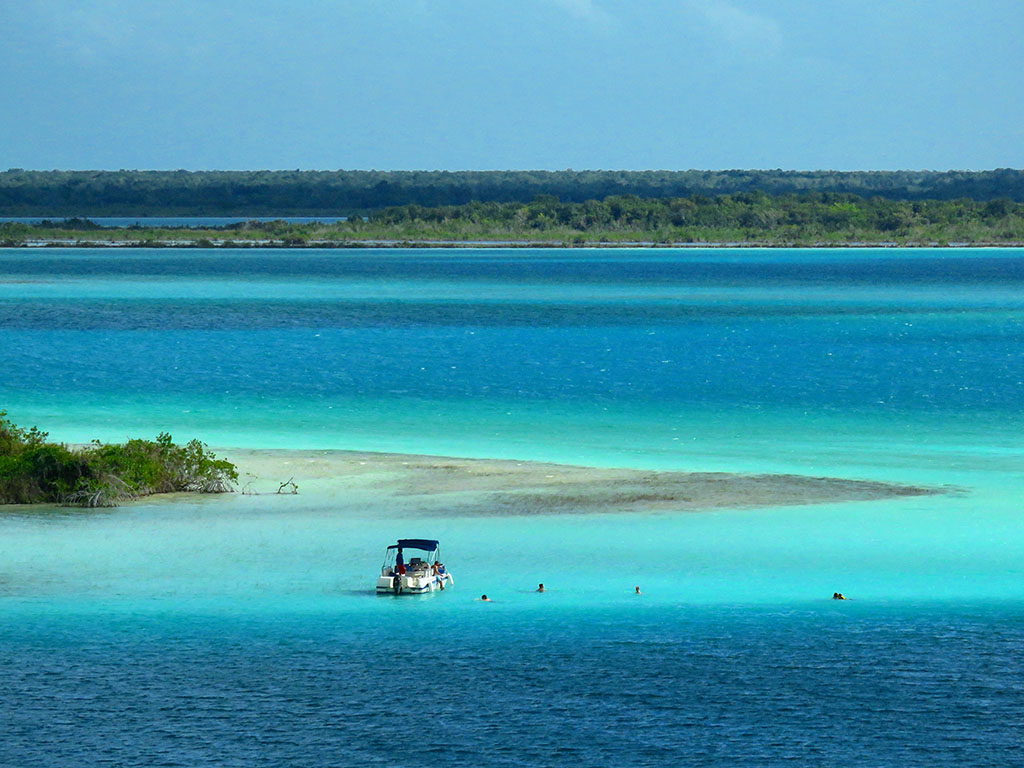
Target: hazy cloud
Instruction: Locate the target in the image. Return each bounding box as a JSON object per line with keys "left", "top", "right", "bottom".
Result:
{"left": 15, "top": 2, "right": 189, "bottom": 63}
{"left": 549, "top": 0, "right": 615, "bottom": 32}
{"left": 685, "top": 0, "right": 784, "bottom": 52}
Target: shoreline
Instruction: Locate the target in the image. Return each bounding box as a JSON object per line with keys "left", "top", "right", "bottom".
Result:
{"left": 6, "top": 239, "right": 1024, "bottom": 249}
{"left": 221, "top": 447, "right": 942, "bottom": 516}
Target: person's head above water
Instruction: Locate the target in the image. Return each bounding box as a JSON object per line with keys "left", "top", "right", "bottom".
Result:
{"left": 481, "top": 594, "right": 491, "bottom": 601}
{"left": 635, "top": 586, "right": 642, "bottom": 594}
{"left": 537, "top": 583, "right": 545, "bottom": 591}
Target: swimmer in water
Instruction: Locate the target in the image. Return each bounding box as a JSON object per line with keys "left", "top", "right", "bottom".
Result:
{"left": 635, "top": 586, "right": 642, "bottom": 595}
{"left": 480, "top": 594, "right": 492, "bottom": 602}
{"left": 537, "top": 583, "right": 545, "bottom": 592}
{"left": 832, "top": 592, "right": 848, "bottom": 600}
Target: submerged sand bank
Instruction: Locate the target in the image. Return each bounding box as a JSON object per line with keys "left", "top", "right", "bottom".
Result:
{"left": 223, "top": 449, "right": 941, "bottom": 516}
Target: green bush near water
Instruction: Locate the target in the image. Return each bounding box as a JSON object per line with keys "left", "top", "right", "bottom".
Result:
{"left": 0, "top": 412, "right": 238, "bottom": 507}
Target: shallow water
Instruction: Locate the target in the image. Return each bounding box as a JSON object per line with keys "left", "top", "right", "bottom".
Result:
{"left": 2, "top": 247, "right": 1023, "bottom": 765}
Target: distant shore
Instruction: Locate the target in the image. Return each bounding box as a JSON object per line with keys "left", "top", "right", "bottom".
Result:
{"left": 4, "top": 191, "right": 1023, "bottom": 249}
{"left": 224, "top": 448, "right": 941, "bottom": 516}
{"left": 6, "top": 238, "right": 1024, "bottom": 249}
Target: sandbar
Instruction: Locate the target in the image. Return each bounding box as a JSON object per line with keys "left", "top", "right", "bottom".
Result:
{"left": 224, "top": 449, "right": 940, "bottom": 516}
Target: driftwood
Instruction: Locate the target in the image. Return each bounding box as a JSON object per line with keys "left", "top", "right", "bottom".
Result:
{"left": 240, "top": 474, "right": 258, "bottom": 495}
{"left": 238, "top": 474, "right": 300, "bottom": 496}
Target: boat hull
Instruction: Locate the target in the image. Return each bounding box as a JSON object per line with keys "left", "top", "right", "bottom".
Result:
{"left": 375, "top": 573, "right": 451, "bottom": 595}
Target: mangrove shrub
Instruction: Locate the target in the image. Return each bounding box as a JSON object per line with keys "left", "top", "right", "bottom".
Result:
{"left": 0, "top": 412, "right": 237, "bottom": 507}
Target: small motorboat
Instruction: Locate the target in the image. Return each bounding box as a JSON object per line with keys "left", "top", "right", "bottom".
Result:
{"left": 375, "top": 538, "right": 453, "bottom": 595}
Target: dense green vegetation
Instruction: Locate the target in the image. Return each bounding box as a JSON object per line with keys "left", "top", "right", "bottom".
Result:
{"left": 3, "top": 192, "right": 1022, "bottom": 246}
{"left": 2, "top": 169, "right": 1023, "bottom": 216}
{"left": 360, "top": 193, "right": 1024, "bottom": 245}
{"left": 0, "top": 412, "right": 237, "bottom": 507}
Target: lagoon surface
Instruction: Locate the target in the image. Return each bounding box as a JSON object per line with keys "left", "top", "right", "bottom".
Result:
{"left": 2, "top": 248, "right": 1024, "bottom": 766}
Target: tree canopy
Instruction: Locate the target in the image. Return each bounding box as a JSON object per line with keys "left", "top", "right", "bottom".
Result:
{"left": 3, "top": 191, "right": 1020, "bottom": 246}
{"left": 2, "top": 169, "right": 1022, "bottom": 216}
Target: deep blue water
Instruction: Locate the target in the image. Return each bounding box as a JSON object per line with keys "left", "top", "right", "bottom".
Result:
{"left": 2, "top": 249, "right": 1023, "bottom": 419}
{"left": 2, "top": 248, "right": 1024, "bottom": 766}
{"left": 4, "top": 605, "right": 1023, "bottom": 767}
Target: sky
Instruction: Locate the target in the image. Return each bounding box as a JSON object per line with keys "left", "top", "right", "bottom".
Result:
{"left": 2, "top": 0, "right": 1022, "bottom": 171}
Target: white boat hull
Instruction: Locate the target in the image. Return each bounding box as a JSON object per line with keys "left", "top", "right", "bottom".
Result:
{"left": 376, "top": 573, "right": 452, "bottom": 595}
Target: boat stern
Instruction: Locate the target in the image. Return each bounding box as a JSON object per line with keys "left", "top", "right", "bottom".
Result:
{"left": 376, "top": 573, "right": 440, "bottom": 595}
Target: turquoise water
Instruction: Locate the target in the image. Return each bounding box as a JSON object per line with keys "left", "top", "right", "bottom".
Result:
{"left": 2, "top": 248, "right": 1024, "bottom": 765}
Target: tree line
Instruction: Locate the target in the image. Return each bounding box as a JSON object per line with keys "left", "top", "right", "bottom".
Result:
{"left": 3, "top": 192, "right": 1021, "bottom": 245}
{"left": 2, "top": 168, "right": 1023, "bottom": 215}
{"left": 369, "top": 192, "right": 1022, "bottom": 233}
{"left": 364, "top": 192, "right": 1023, "bottom": 244}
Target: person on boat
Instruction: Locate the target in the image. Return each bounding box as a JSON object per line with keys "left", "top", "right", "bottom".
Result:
{"left": 396, "top": 547, "right": 406, "bottom": 575}
{"left": 537, "top": 583, "right": 545, "bottom": 592}
{"left": 432, "top": 561, "right": 448, "bottom": 590}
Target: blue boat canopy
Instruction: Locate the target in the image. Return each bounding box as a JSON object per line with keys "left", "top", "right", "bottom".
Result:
{"left": 388, "top": 539, "right": 440, "bottom": 552}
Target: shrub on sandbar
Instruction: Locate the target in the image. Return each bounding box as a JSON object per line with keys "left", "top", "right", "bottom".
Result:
{"left": 0, "top": 411, "right": 237, "bottom": 507}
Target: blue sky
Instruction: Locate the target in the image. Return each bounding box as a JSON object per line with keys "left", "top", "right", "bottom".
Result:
{"left": 3, "top": 0, "right": 1022, "bottom": 171}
